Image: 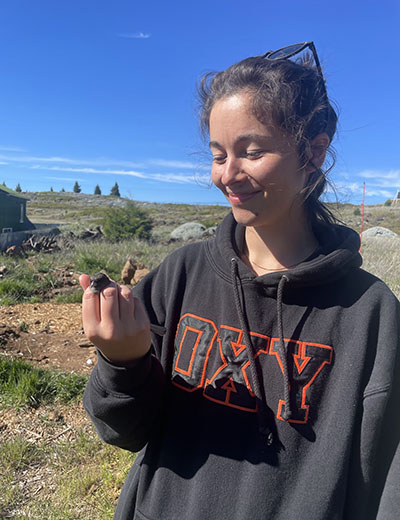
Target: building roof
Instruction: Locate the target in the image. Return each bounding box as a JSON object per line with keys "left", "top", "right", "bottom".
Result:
{"left": 0, "top": 185, "right": 29, "bottom": 200}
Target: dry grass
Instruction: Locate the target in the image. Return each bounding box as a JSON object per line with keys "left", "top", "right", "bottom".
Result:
{"left": 361, "top": 236, "right": 400, "bottom": 298}
{"left": 0, "top": 403, "right": 134, "bottom": 519}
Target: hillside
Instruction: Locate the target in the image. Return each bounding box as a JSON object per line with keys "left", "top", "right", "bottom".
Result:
{"left": 24, "top": 191, "right": 400, "bottom": 237}
{"left": 25, "top": 191, "right": 231, "bottom": 241}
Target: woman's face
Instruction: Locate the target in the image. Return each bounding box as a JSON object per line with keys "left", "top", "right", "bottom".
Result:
{"left": 209, "top": 92, "right": 308, "bottom": 230}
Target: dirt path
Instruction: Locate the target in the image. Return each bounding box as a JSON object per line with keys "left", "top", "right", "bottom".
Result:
{"left": 0, "top": 303, "right": 97, "bottom": 373}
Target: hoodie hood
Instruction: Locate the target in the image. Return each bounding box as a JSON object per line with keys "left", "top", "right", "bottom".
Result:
{"left": 206, "top": 212, "right": 362, "bottom": 294}
{"left": 205, "top": 212, "right": 363, "bottom": 438}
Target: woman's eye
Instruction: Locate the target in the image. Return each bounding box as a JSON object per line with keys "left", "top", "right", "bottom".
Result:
{"left": 244, "top": 150, "right": 264, "bottom": 158}
{"left": 212, "top": 155, "right": 226, "bottom": 164}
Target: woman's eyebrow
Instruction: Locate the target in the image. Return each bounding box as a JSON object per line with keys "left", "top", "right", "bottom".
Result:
{"left": 209, "top": 133, "right": 272, "bottom": 149}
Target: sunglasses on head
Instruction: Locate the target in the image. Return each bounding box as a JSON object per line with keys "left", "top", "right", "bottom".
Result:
{"left": 261, "top": 41, "right": 323, "bottom": 79}
{"left": 260, "top": 41, "right": 330, "bottom": 133}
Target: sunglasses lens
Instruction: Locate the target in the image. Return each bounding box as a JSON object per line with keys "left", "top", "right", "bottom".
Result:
{"left": 267, "top": 43, "right": 306, "bottom": 60}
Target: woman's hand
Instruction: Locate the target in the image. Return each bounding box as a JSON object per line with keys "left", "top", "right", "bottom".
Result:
{"left": 79, "top": 274, "right": 151, "bottom": 365}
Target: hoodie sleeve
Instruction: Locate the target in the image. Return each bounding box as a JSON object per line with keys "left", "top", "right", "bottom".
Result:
{"left": 345, "top": 289, "right": 400, "bottom": 519}
{"left": 83, "top": 349, "right": 165, "bottom": 452}
{"left": 83, "top": 263, "right": 172, "bottom": 452}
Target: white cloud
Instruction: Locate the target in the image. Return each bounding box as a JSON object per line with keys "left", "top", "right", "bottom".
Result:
{"left": 0, "top": 153, "right": 144, "bottom": 169}
{"left": 0, "top": 161, "right": 8, "bottom": 165}
{"left": 149, "top": 159, "right": 210, "bottom": 171}
{"left": 0, "top": 145, "right": 26, "bottom": 152}
{"left": 30, "top": 164, "right": 210, "bottom": 185}
{"left": 118, "top": 32, "right": 151, "bottom": 39}
{"left": 365, "top": 189, "right": 393, "bottom": 198}
{"left": 45, "top": 176, "right": 84, "bottom": 182}
{"left": 357, "top": 169, "right": 400, "bottom": 181}
{"left": 355, "top": 169, "right": 400, "bottom": 189}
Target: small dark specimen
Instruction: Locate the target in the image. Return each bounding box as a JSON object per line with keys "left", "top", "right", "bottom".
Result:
{"left": 89, "top": 272, "right": 112, "bottom": 294}
{"left": 89, "top": 272, "right": 166, "bottom": 337}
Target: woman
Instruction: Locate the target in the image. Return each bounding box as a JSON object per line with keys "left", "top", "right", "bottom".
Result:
{"left": 80, "top": 43, "right": 400, "bottom": 519}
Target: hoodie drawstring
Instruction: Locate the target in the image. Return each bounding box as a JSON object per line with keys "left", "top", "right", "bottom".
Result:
{"left": 230, "top": 258, "right": 292, "bottom": 443}
{"left": 276, "top": 274, "right": 291, "bottom": 421}
{"left": 231, "top": 259, "right": 274, "bottom": 444}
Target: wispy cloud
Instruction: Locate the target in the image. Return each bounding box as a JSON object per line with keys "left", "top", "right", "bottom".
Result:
{"left": 0, "top": 151, "right": 209, "bottom": 179}
{"left": 30, "top": 164, "right": 210, "bottom": 185}
{"left": 46, "top": 176, "right": 84, "bottom": 182}
{"left": 149, "top": 159, "right": 210, "bottom": 171}
{"left": 357, "top": 169, "right": 400, "bottom": 186}
{"left": 0, "top": 153, "right": 143, "bottom": 169}
{"left": 329, "top": 169, "right": 400, "bottom": 200}
{"left": 118, "top": 32, "right": 151, "bottom": 39}
{"left": 0, "top": 145, "right": 26, "bottom": 152}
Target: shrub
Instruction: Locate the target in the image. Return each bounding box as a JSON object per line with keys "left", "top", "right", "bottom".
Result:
{"left": 384, "top": 199, "right": 392, "bottom": 207}
{"left": 102, "top": 202, "right": 152, "bottom": 241}
{"left": 353, "top": 207, "right": 361, "bottom": 216}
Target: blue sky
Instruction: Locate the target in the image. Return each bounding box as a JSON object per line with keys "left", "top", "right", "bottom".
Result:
{"left": 0, "top": 0, "right": 399, "bottom": 205}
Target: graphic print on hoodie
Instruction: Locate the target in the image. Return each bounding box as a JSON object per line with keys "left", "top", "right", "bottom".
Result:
{"left": 171, "top": 312, "right": 333, "bottom": 424}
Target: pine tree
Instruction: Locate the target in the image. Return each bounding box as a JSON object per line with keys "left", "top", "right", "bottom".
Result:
{"left": 50, "top": 186, "right": 54, "bottom": 192}
{"left": 15, "top": 183, "right": 22, "bottom": 192}
{"left": 94, "top": 184, "right": 102, "bottom": 195}
{"left": 73, "top": 181, "right": 81, "bottom": 193}
{"left": 60, "top": 188, "right": 65, "bottom": 192}
{"left": 110, "top": 182, "right": 121, "bottom": 197}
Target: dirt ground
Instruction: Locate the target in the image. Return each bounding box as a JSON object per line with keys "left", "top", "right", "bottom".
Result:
{"left": 0, "top": 303, "right": 97, "bottom": 374}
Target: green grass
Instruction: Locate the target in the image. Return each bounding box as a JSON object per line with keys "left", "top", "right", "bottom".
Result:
{"left": 0, "top": 357, "right": 88, "bottom": 409}
{"left": 0, "top": 256, "right": 63, "bottom": 306}
{"left": 0, "top": 236, "right": 183, "bottom": 306}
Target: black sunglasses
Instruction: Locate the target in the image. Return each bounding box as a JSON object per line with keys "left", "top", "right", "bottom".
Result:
{"left": 260, "top": 41, "right": 331, "bottom": 132}
{"left": 261, "top": 41, "right": 323, "bottom": 79}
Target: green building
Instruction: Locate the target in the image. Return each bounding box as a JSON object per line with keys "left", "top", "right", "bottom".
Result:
{"left": 0, "top": 185, "right": 35, "bottom": 233}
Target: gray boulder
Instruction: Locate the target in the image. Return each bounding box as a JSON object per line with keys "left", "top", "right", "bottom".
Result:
{"left": 170, "top": 222, "right": 206, "bottom": 241}
{"left": 203, "top": 226, "right": 217, "bottom": 238}
{"left": 362, "top": 226, "right": 398, "bottom": 238}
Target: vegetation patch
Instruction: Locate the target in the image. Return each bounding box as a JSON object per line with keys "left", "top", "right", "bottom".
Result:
{"left": 0, "top": 357, "right": 88, "bottom": 409}
{"left": 102, "top": 202, "right": 153, "bottom": 240}
{"left": 0, "top": 415, "right": 135, "bottom": 519}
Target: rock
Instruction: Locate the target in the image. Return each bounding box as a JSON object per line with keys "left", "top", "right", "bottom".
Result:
{"left": 362, "top": 227, "right": 398, "bottom": 238}
{"left": 133, "top": 268, "right": 150, "bottom": 284}
{"left": 170, "top": 222, "right": 206, "bottom": 241}
{"left": 121, "top": 258, "right": 136, "bottom": 284}
{"left": 203, "top": 226, "right": 217, "bottom": 237}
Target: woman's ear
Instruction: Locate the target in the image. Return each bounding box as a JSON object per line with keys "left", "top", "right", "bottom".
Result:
{"left": 305, "top": 133, "right": 330, "bottom": 173}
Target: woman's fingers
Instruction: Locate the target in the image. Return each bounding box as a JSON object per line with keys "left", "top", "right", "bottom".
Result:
{"left": 99, "top": 283, "right": 120, "bottom": 332}
{"left": 79, "top": 273, "right": 91, "bottom": 291}
{"left": 119, "top": 285, "right": 134, "bottom": 322}
{"left": 82, "top": 285, "right": 101, "bottom": 329}
{"left": 80, "top": 274, "right": 151, "bottom": 362}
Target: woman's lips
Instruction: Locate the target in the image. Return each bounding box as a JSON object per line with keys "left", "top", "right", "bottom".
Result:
{"left": 228, "top": 191, "right": 260, "bottom": 204}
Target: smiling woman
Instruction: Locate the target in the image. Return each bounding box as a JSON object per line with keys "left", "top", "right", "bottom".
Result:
{"left": 81, "top": 42, "right": 400, "bottom": 520}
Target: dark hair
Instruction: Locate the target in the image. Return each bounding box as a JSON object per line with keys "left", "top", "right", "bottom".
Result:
{"left": 199, "top": 56, "right": 339, "bottom": 225}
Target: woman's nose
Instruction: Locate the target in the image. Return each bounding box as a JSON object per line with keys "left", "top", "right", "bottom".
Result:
{"left": 221, "top": 156, "right": 246, "bottom": 186}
